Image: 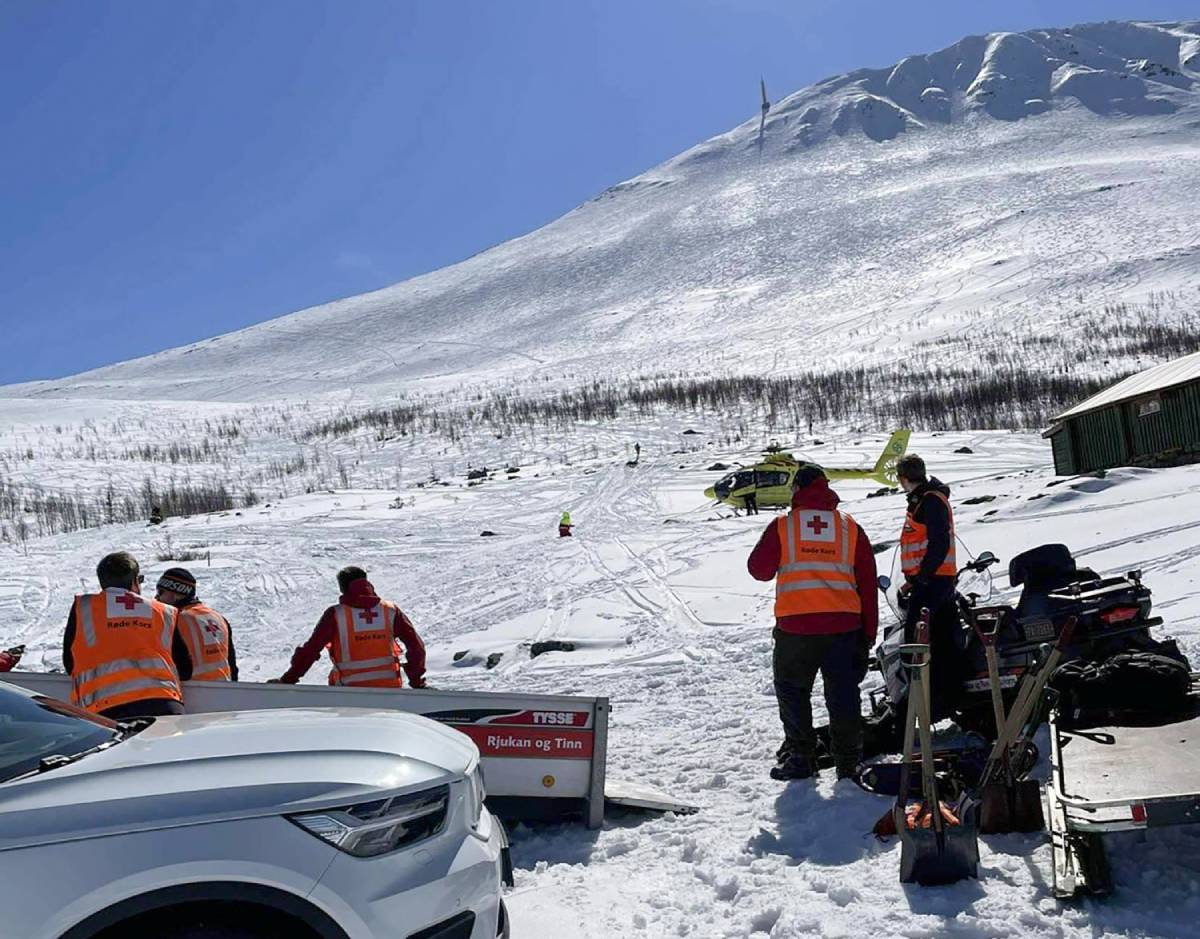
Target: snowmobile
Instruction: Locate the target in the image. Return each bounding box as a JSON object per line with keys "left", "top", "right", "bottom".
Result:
{"left": 857, "top": 543, "right": 1167, "bottom": 759}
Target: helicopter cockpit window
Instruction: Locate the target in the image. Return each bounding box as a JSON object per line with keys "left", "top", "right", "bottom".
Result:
{"left": 732, "top": 471, "right": 756, "bottom": 490}
{"left": 757, "top": 471, "right": 790, "bottom": 487}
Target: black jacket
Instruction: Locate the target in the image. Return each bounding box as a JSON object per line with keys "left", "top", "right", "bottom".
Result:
{"left": 906, "top": 477, "right": 954, "bottom": 585}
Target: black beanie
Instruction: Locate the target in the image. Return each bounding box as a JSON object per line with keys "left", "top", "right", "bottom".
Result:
{"left": 157, "top": 567, "right": 197, "bottom": 599}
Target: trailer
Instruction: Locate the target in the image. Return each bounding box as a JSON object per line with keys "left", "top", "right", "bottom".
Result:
{"left": 2, "top": 673, "right": 690, "bottom": 830}
{"left": 1046, "top": 674, "right": 1200, "bottom": 898}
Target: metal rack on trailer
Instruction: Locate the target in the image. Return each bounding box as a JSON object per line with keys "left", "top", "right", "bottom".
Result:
{"left": 1046, "top": 674, "right": 1200, "bottom": 898}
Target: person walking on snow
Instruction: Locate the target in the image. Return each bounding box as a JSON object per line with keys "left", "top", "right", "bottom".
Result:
{"left": 154, "top": 568, "right": 238, "bottom": 681}
{"left": 62, "top": 551, "right": 192, "bottom": 719}
{"left": 559, "top": 512, "right": 574, "bottom": 537}
{"left": 748, "top": 464, "right": 878, "bottom": 780}
{"left": 275, "top": 566, "right": 426, "bottom": 688}
{"left": 896, "top": 453, "right": 963, "bottom": 721}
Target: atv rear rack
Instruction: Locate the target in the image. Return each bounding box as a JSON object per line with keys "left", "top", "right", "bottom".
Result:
{"left": 1046, "top": 674, "right": 1200, "bottom": 898}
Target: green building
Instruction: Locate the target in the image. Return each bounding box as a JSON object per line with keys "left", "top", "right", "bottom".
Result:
{"left": 1044, "top": 351, "right": 1200, "bottom": 475}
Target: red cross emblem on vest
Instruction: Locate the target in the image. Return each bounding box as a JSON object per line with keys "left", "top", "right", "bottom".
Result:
{"left": 359, "top": 607, "right": 378, "bottom": 624}
{"left": 116, "top": 593, "right": 140, "bottom": 611}
{"left": 806, "top": 515, "right": 829, "bottom": 536}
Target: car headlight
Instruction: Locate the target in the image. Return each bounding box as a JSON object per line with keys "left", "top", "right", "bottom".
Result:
{"left": 466, "top": 763, "right": 487, "bottom": 830}
{"left": 289, "top": 784, "right": 449, "bottom": 858}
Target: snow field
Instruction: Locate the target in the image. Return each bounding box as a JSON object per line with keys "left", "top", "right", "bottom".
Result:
{"left": 2, "top": 428, "right": 1199, "bottom": 937}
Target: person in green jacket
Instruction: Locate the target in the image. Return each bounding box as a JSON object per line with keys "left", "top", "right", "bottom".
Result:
{"left": 559, "top": 512, "right": 574, "bottom": 537}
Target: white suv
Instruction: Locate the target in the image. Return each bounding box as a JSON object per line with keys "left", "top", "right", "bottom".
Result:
{"left": 0, "top": 681, "right": 509, "bottom": 939}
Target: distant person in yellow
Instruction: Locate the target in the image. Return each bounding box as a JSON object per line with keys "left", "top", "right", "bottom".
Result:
{"left": 559, "top": 512, "right": 574, "bottom": 537}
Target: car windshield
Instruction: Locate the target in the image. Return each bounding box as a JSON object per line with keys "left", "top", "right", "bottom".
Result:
{"left": 0, "top": 683, "right": 119, "bottom": 783}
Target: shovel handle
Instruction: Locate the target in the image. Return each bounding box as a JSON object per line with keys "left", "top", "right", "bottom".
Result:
{"left": 1055, "top": 614, "right": 1078, "bottom": 651}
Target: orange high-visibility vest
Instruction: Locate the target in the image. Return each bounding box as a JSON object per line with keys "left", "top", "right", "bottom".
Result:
{"left": 774, "top": 508, "right": 863, "bottom": 618}
{"left": 70, "top": 590, "right": 182, "bottom": 714}
{"left": 900, "top": 491, "right": 957, "bottom": 578}
{"left": 177, "top": 603, "right": 232, "bottom": 681}
{"left": 327, "top": 601, "right": 405, "bottom": 688}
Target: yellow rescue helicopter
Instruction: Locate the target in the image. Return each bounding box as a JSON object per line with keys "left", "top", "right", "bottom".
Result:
{"left": 704, "top": 430, "right": 911, "bottom": 509}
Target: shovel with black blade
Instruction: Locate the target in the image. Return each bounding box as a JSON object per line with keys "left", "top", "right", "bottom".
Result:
{"left": 895, "top": 609, "right": 980, "bottom": 885}
{"left": 977, "top": 615, "right": 1077, "bottom": 833}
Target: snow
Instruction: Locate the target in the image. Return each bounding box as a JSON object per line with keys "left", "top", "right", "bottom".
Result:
{"left": 2, "top": 16, "right": 1200, "bottom": 939}
{"left": 1054, "top": 348, "right": 1200, "bottom": 419}
{"left": 2, "top": 428, "right": 1200, "bottom": 937}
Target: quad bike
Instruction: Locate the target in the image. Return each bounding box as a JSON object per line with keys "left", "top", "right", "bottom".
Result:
{"left": 812, "top": 543, "right": 1169, "bottom": 765}
{"left": 867, "top": 543, "right": 1167, "bottom": 754}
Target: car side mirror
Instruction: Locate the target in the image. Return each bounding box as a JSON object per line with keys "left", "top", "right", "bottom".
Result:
{"left": 877, "top": 575, "right": 891, "bottom": 592}
{"left": 976, "top": 551, "right": 996, "bottom": 565}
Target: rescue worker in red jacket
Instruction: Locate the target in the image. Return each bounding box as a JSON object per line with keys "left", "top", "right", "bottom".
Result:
{"left": 896, "top": 453, "right": 962, "bottom": 720}
{"left": 62, "top": 551, "right": 192, "bottom": 719}
{"left": 154, "top": 568, "right": 238, "bottom": 681}
{"left": 748, "top": 464, "right": 878, "bottom": 780}
{"left": 276, "top": 567, "right": 427, "bottom": 688}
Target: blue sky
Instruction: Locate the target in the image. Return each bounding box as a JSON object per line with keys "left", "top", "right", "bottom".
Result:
{"left": 0, "top": 0, "right": 1193, "bottom": 384}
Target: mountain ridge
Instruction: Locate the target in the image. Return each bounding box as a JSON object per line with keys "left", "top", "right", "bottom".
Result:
{"left": 7, "top": 18, "right": 1200, "bottom": 404}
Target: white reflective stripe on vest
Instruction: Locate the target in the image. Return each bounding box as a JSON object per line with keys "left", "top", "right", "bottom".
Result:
{"left": 779, "top": 561, "right": 855, "bottom": 575}
{"left": 339, "top": 655, "right": 398, "bottom": 670}
{"left": 340, "top": 668, "right": 400, "bottom": 685}
{"left": 78, "top": 599, "right": 97, "bottom": 647}
{"left": 79, "top": 676, "right": 179, "bottom": 709}
{"left": 75, "top": 657, "right": 170, "bottom": 686}
{"left": 191, "top": 661, "right": 229, "bottom": 677}
{"left": 161, "top": 607, "right": 176, "bottom": 648}
{"left": 778, "top": 580, "right": 858, "bottom": 593}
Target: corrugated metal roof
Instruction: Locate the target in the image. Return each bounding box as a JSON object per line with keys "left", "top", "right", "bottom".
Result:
{"left": 1055, "top": 350, "right": 1200, "bottom": 421}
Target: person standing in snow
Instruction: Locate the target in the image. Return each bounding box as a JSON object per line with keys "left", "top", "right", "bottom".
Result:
{"left": 896, "top": 453, "right": 962, "bottom": 720}
{"left": 62, "top": 551, "right": 193, "bottom": 719}
{"left": 154, "top": 568, "right": 238, "bottom": 681}
{"left": 559, "top": 512, "right": 574, "bottom": 537}
{"left": 275, "top": 566, "right": 426, "bottom": 688}
{"left": 748, "top": 464, "right": 878, "bottom": 780}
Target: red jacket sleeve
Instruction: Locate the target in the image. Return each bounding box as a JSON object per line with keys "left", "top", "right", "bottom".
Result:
{"left": 855, "top": 528, "right": 879, "bottom": 645}
{"left": 0, "top": 652, "right": 14, "bottom": 672}
{"left": 281, "top": 608, "right": 337, "bottom": 683}
{"left": 747, "top": 520, "right": 782, "bottom": 581}
{"left": 395, "top": 611, "right": 426, "bottom": 686}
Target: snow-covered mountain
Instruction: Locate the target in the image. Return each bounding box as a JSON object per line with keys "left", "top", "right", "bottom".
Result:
{"left": 6, "top": 21, "right": 1200, "bottom": 939}
{"left": 7, "top": 19, "right": 1200, "bottom": 404}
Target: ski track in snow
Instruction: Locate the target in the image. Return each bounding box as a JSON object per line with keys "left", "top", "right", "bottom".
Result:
{"left": 2, "top": 427, "right": 1199, "bottom": 938}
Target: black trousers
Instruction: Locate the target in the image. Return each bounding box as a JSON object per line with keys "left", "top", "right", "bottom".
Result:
{"left": 100, "top": 698, "right": 185, "bottom": 720}
{"left": 904, "top": 578, "right": 964, "bottom": 722}
{"left": 773, "top": 629, "right": 866, "bottom": 767}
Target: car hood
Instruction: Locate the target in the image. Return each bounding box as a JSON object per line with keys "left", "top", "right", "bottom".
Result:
{"left": 0, "top": 707, "right": 478, "bottom": 850}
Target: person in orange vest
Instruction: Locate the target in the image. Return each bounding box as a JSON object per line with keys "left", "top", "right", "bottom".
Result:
{"left": 748, "top": 464, "right": 877, "bottom": 780}
{"left": 275, "top": 566, "right": 426, "bottom": 688}
{"left": 154, "top": 568, "right": 237, "bottom": 681}
{"left": 896, "top": 453, "right": 962, "bottom": 720}
{"left": 62, "top": 551, "right": 192, "bottom": 719}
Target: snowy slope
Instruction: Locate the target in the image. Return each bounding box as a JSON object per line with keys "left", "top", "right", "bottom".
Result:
{"left": 4, "top": 19, "right": 1200, "bottom": 404}
{"left": 3, "top": 429, "right": 1200, "bottom": 938}
{"left": 3, "top": 18, "right": 1200, "bottom": 939}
